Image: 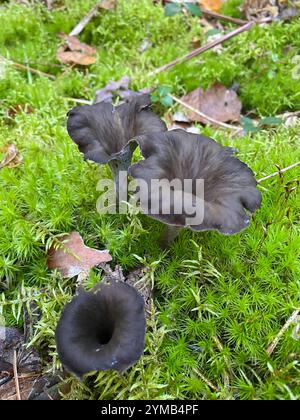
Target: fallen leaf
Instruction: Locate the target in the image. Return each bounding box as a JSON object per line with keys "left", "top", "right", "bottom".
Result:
{"left": 100, "top": 0, "right": 117, "bottom": 10}
{"left": 242, "top": 0, "right": 299, "bottom": 21}
{"left": 47, "top": 231, "right": 112, "bottom": 279}
{"left": 0, "top": 325, "right": 41, "bottom": 376}
{"left": 0, "top": 144, "right": 23, "bottom": 169}
{"left": 0, "top": 360, "right": 13, "bottom": 375}
{"left": 200, "top": 0, "right": 223, "bottom": 13}
{"left": 57, "top": 34, "right": 97, "bottom": 66}
{"left": 95, "top": 76, "right": 151, "bottom": 103}
{"left": 43, "top": 0, "right": 53, "bottom": 10}
{"left": 181, "top": 82, "right": 242, "bottom": 124}
{"left": 0, "top": 376, "right": 36, "bottom": 400}
{"left": 58, "top": 33, "right": 97, "bottom": 55}
{"left": 57, "top": 50, "right": 96, "bottom": 66}
{"left": 101, "top": 264, "right": 153, "bottom": 315}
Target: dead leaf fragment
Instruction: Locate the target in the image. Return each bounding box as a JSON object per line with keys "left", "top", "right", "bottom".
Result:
{"left": 57, "top": 34, "right": 97, "bottom": 66}
{"left": 58, "top": 33, "right": 97, "bottom": 55}
{"left": 100, "top": 0, "right": 117, "bottom": 10}
{"left": 200, "top": 0, "right": 223, "bottom": 13}
{"left": 181, "top": 82, "right": 242, "bottom": 124}
{"left": 0, "top": 144, "right": 23, "bottom": 169}
{"left": 95, "top": 76, "right": 151, "bottom": 104}
{"left": 47, "top": 231, "right": 112, "bottom": 278}
{"left": 242, "top": 0, "right": 299, "bottom": 21}
{"left": 57, "top": 50, "right": 96, "bottom": 66}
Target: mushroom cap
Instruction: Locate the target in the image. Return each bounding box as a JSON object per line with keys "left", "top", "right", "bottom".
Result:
{"left": 55, "top": 278, "right": 146, "bottom": 377}
{"left": 128, "top": 130, "right": 262, "bottom": 235}
{"left": 67, "top": 94, "right": 167, "bottom": 164}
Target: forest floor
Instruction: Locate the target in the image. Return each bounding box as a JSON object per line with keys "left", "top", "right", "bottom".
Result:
{"left": 0, "top": 0, "right": 300, "bottom": 400}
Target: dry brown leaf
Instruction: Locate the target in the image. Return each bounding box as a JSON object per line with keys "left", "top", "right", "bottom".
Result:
{"left": 181, "top": 82, "right": 242, "bottom": 124}
{"left": 100, "top": 0, "right": 117, "bottom": 10}
{"left": 57, "top": 50, "right": 96, "bottom": 66}
{"left": 57, "top": 33, "right": 97, "bottom": 66}
{"left": 0, "top": 377, "right": 36, "bottom": 400}
{"left": 242, "top": 0, "right": 298, "bottom": 20}
{"left": 200, "top": 0, "right": 223, "bottom": 13}
{"left": 47, "top": 231, "right": 112, "bottom": 278}
{"left": 58, "top": 33, "right": 97, "bottom": 55}
{"left": 0, "top": 144, "right": 23, "bottom": 169}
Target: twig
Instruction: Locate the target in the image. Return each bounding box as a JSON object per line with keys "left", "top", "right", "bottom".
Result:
{"left": 64, "top": 97, "right": 92, "bottom": 105}
{"left": 149, "top": 21, "right": 254, "bottom": 76}
{"left": 213, "top": 336, "right": 231, "bottom": 388}
{"left": 278, "top": 110, "right": 300, "bottom": 119}
{"left": 257, "top": 162, "right": 300, "bottom": 183}
{"left": 70, "top": 1, "right": 104, "bottom": 36}
{"left": 170, "top": 94, "right": 240, "bottom": 130}
{"left": 193, "top": 368, "right": 219, "bottom": 392}
{"left": 13, "top": 349, "right": 21, "bottom": 401}
{"left": 201, "top": 8, "right": 248, "bottom": 25}
{"left": 0, "top": 56, "right": 56, "bottom": 80}
{"left": 267, "top": 307, "right": 300, "bottom": 356}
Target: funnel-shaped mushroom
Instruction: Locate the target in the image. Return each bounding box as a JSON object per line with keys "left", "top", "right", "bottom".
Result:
{"left": 128, "top": 130, "right": 261, "bottom": 246}
{"left": 67, "top": 94, "right": 166, "bottom": 198}
{"left": 55, "top": 278, "right": 146, "bottom": 378}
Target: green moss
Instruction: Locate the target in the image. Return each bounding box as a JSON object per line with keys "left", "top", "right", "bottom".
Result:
{"left": 0, "top": 0, "right": 299, "bottom": 400}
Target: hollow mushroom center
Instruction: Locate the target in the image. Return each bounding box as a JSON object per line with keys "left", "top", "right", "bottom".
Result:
{"left": 95, "top": 321, "right": 115, "bottom": 347}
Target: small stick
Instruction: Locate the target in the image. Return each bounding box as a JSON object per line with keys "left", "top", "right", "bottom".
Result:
{"left": 278, "top": 110, "right": 300, "bottom": 119}
{"left": 267, "top": 307, "right": 300, "bottom": 356}
{"left": 193, "top": 368, "right": 219, "bottom": 392}
{"left": 70, "top": 2, "right": 104, "bottom": 36}
{"left": 150, "top": 21, "right": 254, "bottom": 76}
{"left": 0, "top": 56, "right": 55, "bottom": 80}
{"left": 64, "top": 97, "right": 92, "bottom": 105}
{"left": 257, "top": 162, "right": 300, "bottom": 184}
{"left": 170, "top": 94, "right": 239, "bottom": 130}
{"left": 201, "top": 9, "right": 248, "bottom": 25}
{"left": 213, "top": 336, "right": 231, "bottom": 388}
{"left": 13, "top": 349, "right": 21, "bottom": 401}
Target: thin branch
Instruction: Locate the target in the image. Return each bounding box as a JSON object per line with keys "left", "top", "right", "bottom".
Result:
{"left": 149, "top": 21, "right": 254, "bottom": 76}
{"left": 0, "top": 56, "right": 56, "bottom": 80}
{"left": 267, "top": 307, "right": 300, "bottom": 356}
{"left": 213, "top": 336, "right": 231, "bottom": 388}
{"left": 64, "top": 97, "right": 92, "bottom": 105}
{"left": 170, "top": 94, "right": 240, "bottom": 130}
{"left": 257, "top": 162, "right": 300, "bottom": 183}
{"left": 201, "top": 8, "right": 248, "bottom": 25}
{"left": 69, "top": 2, "right": 104, "bottom": 36}
{"left": 193, "top": 368, "right": 219, "bottom": 392}
{"left": 13, "top": 349, "right": 21, "bottom": 401}
{"left": 278, "top": 110, "right": 300, "bottom": 119}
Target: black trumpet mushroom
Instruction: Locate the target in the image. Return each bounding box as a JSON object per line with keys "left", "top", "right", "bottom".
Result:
{"left": 67, "top": 94, "right": 167, "bottom": 199}
{"left": 128, "top": 129, "right": 262, "bottom": 247}
{"left": 55, "top": 278, "right": 146, "bottom": 378}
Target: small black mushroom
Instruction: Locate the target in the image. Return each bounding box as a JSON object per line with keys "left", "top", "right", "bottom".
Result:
{"left": 128, "top": 129, "right": 262, "bottom": 246}
{"left": 67, "top": 94, "right": 166, "bottom": 198}
{"left": 55, "top": 278, "right": 146, "bottom": 378}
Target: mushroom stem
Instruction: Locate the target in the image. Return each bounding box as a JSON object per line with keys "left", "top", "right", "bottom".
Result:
{"left": 160, "top": 225, "right": 182, "bottom": 249}
{"left": 108, "top": 160, "right": 128, "bottom": 205}
{"left": 108, "top": 148, "right": 133, "bottom": 208}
